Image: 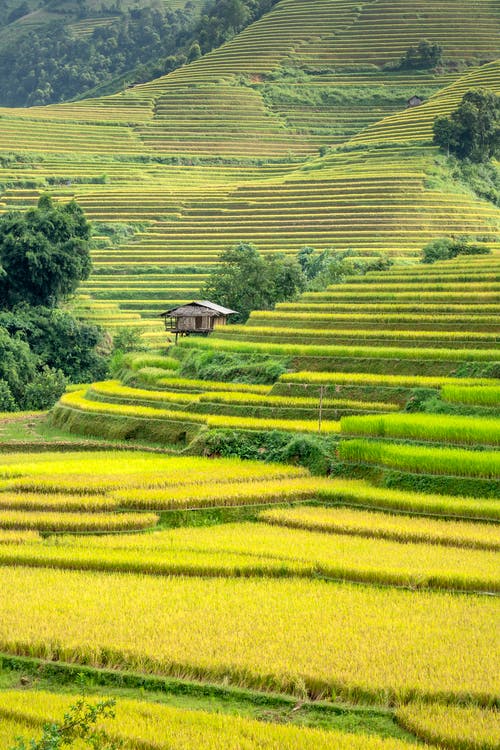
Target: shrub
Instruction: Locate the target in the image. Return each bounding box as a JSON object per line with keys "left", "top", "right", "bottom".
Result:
{"left": 422, "top": 237, "right": 490, "bottom": 264}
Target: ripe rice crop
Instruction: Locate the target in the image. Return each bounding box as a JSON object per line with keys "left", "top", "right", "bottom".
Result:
{"left": 0, "top": 690, "right": 423, "bottom": 750}
{"left": 313, "top": 479, "right": 500, "bottom": 522}
{"left": 396, "top": 702, "right": 500, "bottom": 750}
{"left": 89, "top": 380, "right": 199, "bottom": 406}
{"left": 181, "top": 337, "right": 499, "bottom": 362}
{"left": 0, "top": 510, "right": 158, "bottom": 532}
{"left": 442, "top": 385, "right": 500, "bottom": 407}
{"left": 341, "top": 413, "right": 500, "bottom": 446}
{"left": 259, "top": 506, "right": 500, "bottom": 550}
{"left": 339, "top": 440, "right": 500, "bottom": 479}
{"left": 279, "top": 371, "right": 497, "bottom": 388}
{"left": 0, "top": 567, "right": 496, "bottom": 704}
{"left": 0, "top": 491, "right": 120, "bottom": 511}
{"left": 199, "top": 391, "right": 397, "bottom": 411}
{"left": 0, "top": 453, "right": 309, "bottom": 501}
{"left": 206, "top": 414, "right": 341, "bottom": 434}
{"left": 280, "top": 372, "right": 498, "bottom": 389}
{"left": 112, "top": 476, "right": 329, "bottom": 510}
{"left": 59, "top": 390, "right": 206, "bottom": 423}
{"left": 0, "top": 530, "right": 39, "bottom": 544}
{"left": 156, "top": 376, "right": 271, "bottom": 394}
{"left": 231, "top": 324, "right": 499, "bottom": 344}
{"left": 1, "top": 520, "right": 498, "bottom": 593}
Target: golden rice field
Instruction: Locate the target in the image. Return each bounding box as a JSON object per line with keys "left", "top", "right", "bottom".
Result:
{"left": 0, "top": 690, "right": 424, "bottom": 750}
{"left": 260, "top": 506, "right": 500, "bottom": 550}
{"left": 0, "top": 0, "right": 499, "bottom": 743}
{"left": 0, "top": 519, "right": 498, "bottom": 592}
{"left": 396, "top": 702, "right": 500, "bottom": 750}
{"left": 0, "top": 567, "right": 497, "bottom": 704}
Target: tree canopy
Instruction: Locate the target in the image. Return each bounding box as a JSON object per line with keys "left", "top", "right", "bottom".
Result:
{"left": 202, "top": 243, "right": 392, "bottom": 323}
{"left": 397, "top": 39, "right": 443, "bottom": 70}
{"left": 433, "top": 89, "right": 500, "bottom": 162}
{"left": 0, "top": 195, "right": 92, "bottom": 308}
{"left": 0, "top": 197, "right": 108, "bottom": 412}
{"left": 202, "top": 243, "right": 306, "bottom": 323}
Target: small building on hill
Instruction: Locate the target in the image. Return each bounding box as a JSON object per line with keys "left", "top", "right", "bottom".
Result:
{"left": 406, "top": 95, "right": 424, "bottom": 108}
{"left": 160, "top": 301, "right": 238, "bottom": 342}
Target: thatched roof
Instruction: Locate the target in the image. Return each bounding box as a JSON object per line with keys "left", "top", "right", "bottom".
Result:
{"left": 160, "top": 301, "right": 238, "bottom": 318}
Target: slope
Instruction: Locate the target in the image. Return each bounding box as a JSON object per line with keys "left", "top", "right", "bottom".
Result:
{"left": 0, "top": 0, "right": 498, "bottom": 333}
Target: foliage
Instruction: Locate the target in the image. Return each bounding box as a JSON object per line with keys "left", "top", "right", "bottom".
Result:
{"left": 202, "top": 243, "right": 306, "bottom": 323}
{"left": 433, "top": 89, "right": 500, "bottom": 162}
{"left": 9, "top": 696, "right": 118, "bottom": 750}
{"left": 298, "top": 247, "right": 392, "bottom": 290}
{"left": 0, "top": 1, "right": 279, "bottom": 106}
{"left": 0, "top": 196, "right": 91, "bottom": 308}
{"left": 450, "top": 157, "right": 500, "bottom": 206}
{"left": 396, "top": 40, "right": 442, "bottom": 70}
{"left": 421, "top": 236, "right": 490, "bottom": 263}
{"left": 179, "top": 343, "right": 289, "bottom": 384}
{"left": 0, "top": 199, "right": 108, "bottom": 411}
{"left": 0, "top": 5, "right": 198, "bottom": 106}
{"left": 0, "top": 305, "right": 108, "bottom": 384}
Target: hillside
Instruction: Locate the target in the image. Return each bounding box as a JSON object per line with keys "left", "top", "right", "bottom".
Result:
{"left": 0, "top": 0, "right": 207, "bottom": 106}
{"left": 0, "top": 0, "right": 498, "bottom": 336}
{"left": 0, "top": 3, "right": 498, "bottom": 747}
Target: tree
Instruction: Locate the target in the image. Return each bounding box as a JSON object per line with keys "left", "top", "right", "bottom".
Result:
{"left": 0, "top": 195, "right": 92, "bottom": 308}
{"left": 398, "top": 39, "right": 442, "bottom": 70}
{"left": 202, "top": 242, "right": 305, "bottom": 323}
{"left": 421, "top": 237, "right": 490, "bottom": 264}
{"left": 433, "top": 89, "right": 500, "bottom": 162}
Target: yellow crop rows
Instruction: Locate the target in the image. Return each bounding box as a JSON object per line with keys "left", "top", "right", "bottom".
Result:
{"left": 396, "top": 702, "right": 500, "bottom": 750}
{"left": 260, "top": 506, "right": 500, "bottom": 550}
{"left": 0, "top": 690, "right": 424, "bottom": 750}
{"left": 0, "top": 567, "right": 497, "bottom": 703}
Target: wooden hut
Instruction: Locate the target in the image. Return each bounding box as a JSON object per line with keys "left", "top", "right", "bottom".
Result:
{"left": 406, "top": 95, "right": 424, "bottom": 108}
{"left": 160, "top": 301, "right": 238, "bottom": 342}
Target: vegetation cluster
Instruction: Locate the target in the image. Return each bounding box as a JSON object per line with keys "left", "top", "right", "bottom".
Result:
{"left": 0, "top": 197, "right": 107, "bottom": 411}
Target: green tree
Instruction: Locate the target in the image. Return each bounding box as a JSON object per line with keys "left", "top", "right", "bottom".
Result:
{"left": 202, "top": 242, "right": 305, "bottom": 323}
{"left": 433, "top": 89, "right": 500, "bottom": 162}
{"left": 398, "top": 39, "right": 442, "bottom": 69}
{"left": 0, "top": 195, "right": 92, "bottom": 308}
{"left": 422, "top": 237, "right": 490, "bottom": 264}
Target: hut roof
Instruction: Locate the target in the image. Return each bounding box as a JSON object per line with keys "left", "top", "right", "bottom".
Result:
{"left": 160, "top": 301, "right": 238, "bottom": 318}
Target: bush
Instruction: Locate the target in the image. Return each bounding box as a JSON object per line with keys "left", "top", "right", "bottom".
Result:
{"left": 179, "top": 348, "right": 289, "bottom": 385}
{"left": 396, "top": 40, "right": 443, "bottom": 70}
{"left": 23, "top": 366, "right": 67, "bottom": 410}
{"left": 422, "top": 237, "right": 490, "bottom": 264}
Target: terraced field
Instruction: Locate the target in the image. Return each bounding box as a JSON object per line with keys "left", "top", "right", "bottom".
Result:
{"left": 0, "top": 0, "right": 498, "bottom": 325}
{"left": 0, "top": 261, "right": 499, "bottom": 746}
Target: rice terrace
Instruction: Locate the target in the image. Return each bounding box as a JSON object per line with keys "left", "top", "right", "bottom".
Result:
{"left": 0, "top": 0, "right": 498, "bottom": 747}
